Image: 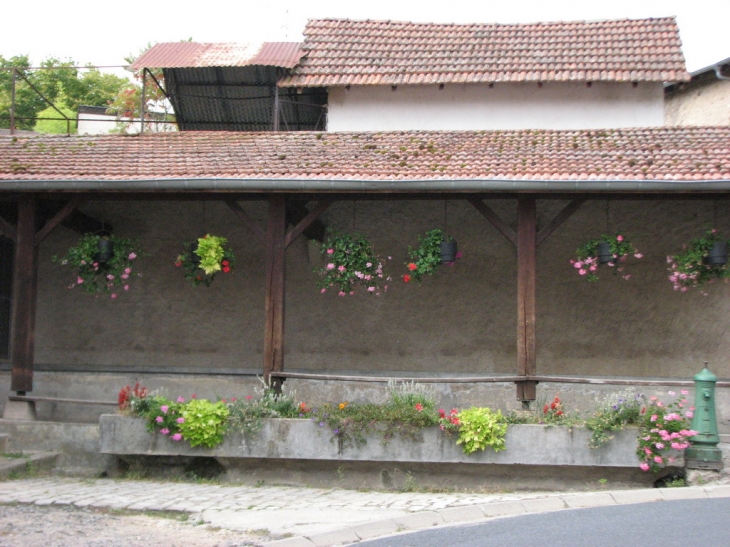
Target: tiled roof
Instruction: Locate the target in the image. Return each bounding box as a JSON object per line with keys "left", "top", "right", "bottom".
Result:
{"left": 1, "top": 128, "right": 728, "bottom": 184}
{"left": 280, "top": 17, "right": 690, "bottom": 87}
{"left": 131, "top": 42, "right": 304, "bottom": 69}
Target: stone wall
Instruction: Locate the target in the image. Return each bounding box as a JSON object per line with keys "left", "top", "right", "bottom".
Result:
{"left": 1, "top": 197, "right": 729, "bottom": 427}
{"left": 665, "top": 76, "right": 730, "bottom": 126}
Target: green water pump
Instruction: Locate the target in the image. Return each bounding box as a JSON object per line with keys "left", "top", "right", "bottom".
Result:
{"left": 684, "top": 365, "right": 723, "bottom": 470}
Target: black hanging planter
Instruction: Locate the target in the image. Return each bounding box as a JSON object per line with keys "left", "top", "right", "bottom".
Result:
{"left": 94, "top": 238, "right": 114, "bottom": 264}
{"left": 706, "top": 241, "right": 728, "bottom": 266}
{"left": 596, "top": 242, "right": 614, "bottom": 264}
{"left": 440, "top": 239, "right": 458, "bottom": 263}
{"left": 189, "top": 241, "right": 201, "bottom": 266}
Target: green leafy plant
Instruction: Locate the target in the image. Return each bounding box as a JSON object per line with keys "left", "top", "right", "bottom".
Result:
{"left": 227, "top": 378, "right": 303, "bottom": 437}
{"left": 175, "top": 234, "right": 235, "bottom": 287}
{"left": 585, "top": 390, "right": 645, "bottom": 448}
{"left": 667, "top": 229, "right": 730, "bottom": 292}
{"left": 53, "top": 233, "right": 142, "bottom": 298}
{"left": 570, "top": 233, "right": 642, "bottom": 282}
{"left": 317, "top": 232, "right": 389, "bottom": 296}
{"left": 455, "top": 407, "right": 507, "bottom": 454}
{"left": 403, "top": 229, "right": 459, "bottom": 283}
{"left": 178, "top": 399, "right": 230, "bottom": 448}
{"left": 637, "top": 391, "right": 697, "bottom": 473}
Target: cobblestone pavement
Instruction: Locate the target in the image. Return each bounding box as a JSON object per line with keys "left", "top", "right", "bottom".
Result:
{"left": 1, "top": 478, "right": 729, "bottom": 547}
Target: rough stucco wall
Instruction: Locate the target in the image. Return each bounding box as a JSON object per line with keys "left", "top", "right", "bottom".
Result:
{"left": 665, "top": 78, "right": 730, "bottom": 126}
{"left": 328, "top": 82, "right": 664, "bottom": 131}
{"left": 20, "top": 197, "right": 730, "bottom": 384}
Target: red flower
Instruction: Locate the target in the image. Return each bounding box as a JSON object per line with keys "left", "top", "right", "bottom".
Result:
{"left": 222, "top": 266, "right": 231, "bottom": 273}
{"left": 174, "top": 260, "right": 183, "bottom": 267}
{"left": 415, "top": 403, "right": 423, "bottom": 412}
{"left": 407, "top": 262, "right": 418, "bottom": 271}
{"left": 403, "top": 274, "right": 411, "bottom": 283}
{"left": 222, "top": 260, "right": 229, "bottom": 267}
{"left": 543, "top": 404, "right": 549, "bottom": 414}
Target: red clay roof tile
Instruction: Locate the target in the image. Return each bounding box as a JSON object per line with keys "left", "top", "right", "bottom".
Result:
{"left": 280, "top": 17, "right": 690, "bottom": 87}
{"left": 1, "top": 128, "right": 728, "bottom": 184}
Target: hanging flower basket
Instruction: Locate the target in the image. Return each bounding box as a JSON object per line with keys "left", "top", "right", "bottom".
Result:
{"left": 667, "top": 229, "right": 730, "bottom": 292}
{"left": 53, "top": 233, "right": 141, "bottom": 299}
{"left": 570, "top": 233, "right": 642, "bottom": 282}
{"left": 404, "top": 229, "right": 461, "bottom": 283}
{"left": 317, "top": 232, "right": 389, "bottom": 296}
{"left": 175, "top": 234, "right": 235, "bottom": 287}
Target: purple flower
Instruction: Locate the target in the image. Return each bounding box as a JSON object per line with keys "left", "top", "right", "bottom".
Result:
{"left": 171, "top": 433, "right": 182, "bottom": 441}
{"left": 160, "top": 428, "right": 170, "bottom": 435}
{"left": 155, "top": 416, "right": 163, "bottom": 423}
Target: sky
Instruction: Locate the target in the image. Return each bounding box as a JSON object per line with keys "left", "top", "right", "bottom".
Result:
{"left": 2, "top": 0, "right": 727, "bottom": 75}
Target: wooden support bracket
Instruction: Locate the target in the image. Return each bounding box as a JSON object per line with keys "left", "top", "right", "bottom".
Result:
{"left": 468, "top": 197, "right": 517, "bottom": 247}
{"left": 225, "top": 199, "right": 266, "bottom": 245}
{"left": 34, "top": 197, "right": 81, "bottom": 246}
{"left": 536, "top": 199, "right": 585, "bottom": 247}
{"left": 285, "top": 200, "right": 332, "bottom": 248}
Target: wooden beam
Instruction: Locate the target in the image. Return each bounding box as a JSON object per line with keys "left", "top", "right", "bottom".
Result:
{"left": 34, "top": 197, "right": 81, "bottom": 246}
{"left": 516, "top": 197, "right": 537, "bottom": 401}
{"left": 536, "top": 199, "right": 585, "bottom": 247}
{"left": 0, "top": 214, "right": 17, "bottom": 242}
{"left": 10, "top": 194, "right": 38, "bottom": 393}
{"left": 468, "top": 197, "right": 517, "bottom": 247}
{"left": 285, "top": 200, "right": 332, "bottom": 248}
{"left": 263, "top": 195, "right": 287, "bottom": 390}
{"left": 225, "top": 199, "right": 266, "bottom": 245}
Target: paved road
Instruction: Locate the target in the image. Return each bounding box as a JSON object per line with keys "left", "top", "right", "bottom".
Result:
{"left": 0, "top": 478, "right": 728, "bottom": 546}
{"left": 353, "top": 497, "right": 730, "bottom": 547}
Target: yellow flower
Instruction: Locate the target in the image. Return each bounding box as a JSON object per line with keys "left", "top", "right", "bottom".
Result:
{"left": 338, "top": 402, "right": 348, "bottom": 410}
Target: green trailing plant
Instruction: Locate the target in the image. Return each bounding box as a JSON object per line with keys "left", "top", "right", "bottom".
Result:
{"left": 667, "top": 229, "right": 730, "bottom": 292}
{"left": 317, "top": 231, "right": 388, "bottom": 296}
{"left": 585, "top": 390, "right": 645, "bottom": 448}
{"left": 178, "top": 399, "right": 230, "bottom": 448}
{"left": 53, "top": 233, "right": 141, "bottom": 298}
{"left": 455, "top": 407, "right": 507, "bottom": 454}
{"left": 403, "top": 229, "right": 459, "bottom": 283}
{"left": 175, "top": 234, "right": 235, "bottom": 287}
{"left": 227, "top": 378, "right": 303, "bottom": 437}
{"left": 570, "top": 233, "right": 642, "bottom": 282}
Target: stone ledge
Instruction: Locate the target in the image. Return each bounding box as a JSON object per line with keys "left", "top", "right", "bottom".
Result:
{"left": 99, "top": 414, "right": 659, "bottom": 468}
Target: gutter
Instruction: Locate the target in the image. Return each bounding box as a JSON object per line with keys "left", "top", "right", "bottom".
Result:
{"left": 2, "top": 178, "right": 730, "bottom": 192}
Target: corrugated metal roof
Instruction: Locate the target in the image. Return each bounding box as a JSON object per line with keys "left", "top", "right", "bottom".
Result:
{"left": 280, "top": 17, "right": 690, "bottom": 87}
{"left": 131, "top": 42, "right": 304, "bottom": 69}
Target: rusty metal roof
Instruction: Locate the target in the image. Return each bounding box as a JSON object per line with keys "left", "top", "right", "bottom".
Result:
{"left": 131, "top": 42, "right": 304, "bottom": 69}
{"left": 2, "top": 128, "right": 729, "bottom": 184}
{"left": 280, "top": 17, "right": 691, "bottom": 87}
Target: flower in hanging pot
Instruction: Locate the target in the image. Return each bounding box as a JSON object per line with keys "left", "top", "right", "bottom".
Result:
{"left": 667, "top": 229, "right": 730, "bottom": 292}
{"left": 404, "top": 229, "right": 460, "bottom": 283}
{"left": 175, "top": 234, "right": 235, "bottom": 287}
{"left": 317, "top": 232, "right": 389, "bottom": 296}
{"left": 570, "top": 233, "right": 642, "bottom": 282}
{"left": 53, "top": 233, "right": 142, "bottom": 299}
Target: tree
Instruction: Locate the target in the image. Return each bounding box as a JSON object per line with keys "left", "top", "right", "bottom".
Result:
{"left": 107, "top": 45, "right": 177, "bottom": 133}
{"left": 0, "top": 55, "right": 130, "bottom": 132}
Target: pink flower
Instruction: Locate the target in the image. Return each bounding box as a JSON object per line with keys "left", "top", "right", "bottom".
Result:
{"left": 77, "top": 277, "right": 84, "bottom": 285}
{"left": 128, "top": 253, "right": 137, "bottom": 260}
{"left": 176, "top": 417, "right": 185, "bottom": 424}
{"left": 106, "top": 274, "right": 115, "bottom": 281}
{"left": 616, "top": 235, "right": 624, "bottom": 242}
{"left": 160, "top": 405, "right": 169, "bottom": 414}
{"left": 578, "top": 269, "right": 587, "bottom": 276}
{"left": 320, "top": 288, "right": 326, "bottom": 294}
{"left": 685, "top": 410, "right": 694, "bottom": 418}
{"left": 124, "top": 268, "right": 132, "bottom": 275}
{"left": 177, "top": 397, "right": 185, "bottom": 403}
{"left": 110, "top": 293, "right": 117, "bottom": 299}
{"left": 654, "top": 456, "right": 663, "bottom": 464}
{"left": 639, "top": 463, "right": 650, "bottom": 472}
{"left": 367, "top": 286, "right": 375, "bottom": 292}
{"left": 680, "top": 390, "right": 689, "bottom": 395}
{"left": 574, "top": 262, "right": 583, "bottom": 269}
{"left": 655, "top": 442, "right": 664, "bottom": 449}
{"left": 124, "top": 285, "right": 130, "bottom": 291}
{"left": 160, "top": 428, "right": 170, "bottom": 435}
{"left": 650, "top": 414, "right": 658, "bottom": 422}
{"left": 337, "top": 265, "right": 346, "bottom": 273}
{"left": 326, "top": 248, "right": 334, "bottom": 254}
{"left": 155, "top": 416, "right": 163, "bottom": 423}
{"left": 326, "top": 263, "right": 335, "bottom": 270}
{"left": 171, "top": 433, "right": 182, "bottom": 441}
{"left": 634, "top": 253, "right": 643, "bottom": 259}
{"left": 338, "top": 291, "right": 346, "bottom": 297}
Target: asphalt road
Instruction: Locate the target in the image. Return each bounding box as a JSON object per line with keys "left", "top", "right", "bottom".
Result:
{"left": 353, "top": 497, "right": 730, "bottom": 547}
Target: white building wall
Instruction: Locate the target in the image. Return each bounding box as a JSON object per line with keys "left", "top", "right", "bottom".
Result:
{"left": 327, "top": 82, "right": 664, "bottom": 131}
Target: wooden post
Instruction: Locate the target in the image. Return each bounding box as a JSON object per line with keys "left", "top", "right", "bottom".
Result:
{"left": 516, "top": 197, "right": 537, "bottom": 401}
{"left": 10, "top": 194, "right": 38, "bottom": 393}
{"left": 263, "top": 195, "right": 287, "bottom": 391}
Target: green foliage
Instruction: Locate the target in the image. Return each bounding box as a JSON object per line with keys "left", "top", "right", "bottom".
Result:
{"left": 33, "top": 104, "right": 77, "bottom": 134}
{"left": 585, "top": 390, "right": 645, "bottom": 448}
{"left": 175, "top": 234, "right": 234, "bottom": 287}
{"left": 178, "top": 399, "right": 230, "bottom": 448}
{"left": 404, "top": 229, "right": 450, "bottom": 283}
{"left": 52, "top": 233, "right": 142, "bottom": 298}
{"left": 667, "top": 229, "right": 730, "bottom": 291}
{"left": 228, "top": 379, "right": 302, "bottom": 437}
{"left": 571, "top": 233, "right": 641, "bottom": 282}
{"left": 317, "top": 232, "right": 388, "bottom": 295}
{"left": 456, "top": 407, "right": 507, "bottom": 454}
{"left": 0, "top": 55, "right": 129, "bottom": 131}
